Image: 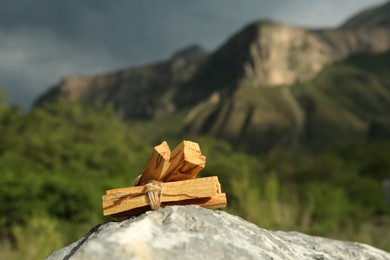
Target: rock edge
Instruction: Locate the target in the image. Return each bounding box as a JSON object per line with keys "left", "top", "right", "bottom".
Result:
{"left": 47, "top": 206, "right": 390, "bottom": 260}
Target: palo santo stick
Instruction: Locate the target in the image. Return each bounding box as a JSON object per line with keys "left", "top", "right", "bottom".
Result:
{"left": 136, "top": 141, "right": 171, "bottom": 185}
{"left": 103, "top": 176, "right": 220, "bottom": 216}
{"left": 111, "top": 193, "right": 227, "bottom": 217}
{"left": 161, "top": 140, "right": 206, "bottom": 182}
{"left": 171, "top": 193, "right": 227, "bottom": 208}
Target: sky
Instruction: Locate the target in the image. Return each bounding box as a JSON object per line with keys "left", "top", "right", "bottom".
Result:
{"left": 0, "top": 0, "right": 386, "bottom": 109}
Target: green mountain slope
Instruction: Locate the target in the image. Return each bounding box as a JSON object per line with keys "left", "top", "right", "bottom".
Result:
{"left": 295, "top": 51, "right": 390, "bottom": 147}
{"left": 132, "top": 51, "right": 390, "bottom": 153}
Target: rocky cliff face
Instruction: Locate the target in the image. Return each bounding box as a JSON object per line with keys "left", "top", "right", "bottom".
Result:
{"left": 176, "top": 15, "right": 390, "bottom": 107}
{"left": 46, "top": 206, "right": 390, "bottom": 260}
{"left": 35, "top": 2, "right": 390, "bottom": 151}
{"left": 173, "top": 21, "right": 332, "bottom": 108}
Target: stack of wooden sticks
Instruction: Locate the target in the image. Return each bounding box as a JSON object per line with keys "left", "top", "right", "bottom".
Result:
{"left": 102, "top": 140, "right": 227, "bottom": 217}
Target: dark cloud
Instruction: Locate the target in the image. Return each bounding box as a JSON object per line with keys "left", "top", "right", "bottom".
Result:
{"left": 0, "top": 0, "right": 385, "bottom": 108}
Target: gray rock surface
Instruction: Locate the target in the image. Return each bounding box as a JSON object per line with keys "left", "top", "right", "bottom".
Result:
{"left": 47, "top": 205, "right": 390, "bottom": 260}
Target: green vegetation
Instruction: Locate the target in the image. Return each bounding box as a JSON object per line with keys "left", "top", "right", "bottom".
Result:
{"left": 0, "top": 99, "right": 389, "bottom": 259}
{"left": 199, "top": 138, "right": 390, "bottom": 249}
{"left": 293, "top": 51, "right": 390, "bottom": 148}
{"left": 0, "top": 100, "right": 150, "bottom": 259}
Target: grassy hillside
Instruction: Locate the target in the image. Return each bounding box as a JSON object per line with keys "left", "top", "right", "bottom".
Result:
{"left": 294, "top": 51, "right": 390, "bottom": 147}
{"left": 0, "top": 99, "right": 389, "bottom": 259}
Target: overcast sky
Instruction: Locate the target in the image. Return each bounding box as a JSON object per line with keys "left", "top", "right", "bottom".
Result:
{"left": 0, "top": 0, "right": 386, "bottom": 109}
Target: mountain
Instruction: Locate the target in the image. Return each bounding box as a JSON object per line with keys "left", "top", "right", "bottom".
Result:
{"left": 180, "top": 50, "right": 390, "bottom": 152}
{"left": 36, "top": 45, "right": 208, "bottom": 119}
{"left": 35, "top": 2, "right": 390, "bottom": 153}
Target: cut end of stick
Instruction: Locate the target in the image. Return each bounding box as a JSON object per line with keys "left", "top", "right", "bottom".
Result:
{"left": 137, "top": 141, "right": 171, "bottom": 185}
{"left": 161, "top": 140, "right": 206, "bottom": 182}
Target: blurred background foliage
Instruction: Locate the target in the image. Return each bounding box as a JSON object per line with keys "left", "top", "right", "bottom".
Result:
{"left": 0, "top": 99, "right": 389, "bottom": 259}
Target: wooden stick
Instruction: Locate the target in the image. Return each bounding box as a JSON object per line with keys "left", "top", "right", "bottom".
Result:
{"left": 170, "top": 193, "right": 227, "bottom": 208}
{"left": 161, "top": 140, "right": 206, "bottom": 182}
{"left": 103, "top": 176, "right": 220, "bottom": 216}
{"left": 101, "top": 141, "right": 227, "bottom": 218}
{"left": 111, "top": 193, "right": 227, "bottom": 218}
{"left": 136, "top": 141, "right": 171, "bottom": 185}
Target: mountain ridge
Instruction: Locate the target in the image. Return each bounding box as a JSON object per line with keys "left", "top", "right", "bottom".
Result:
{"left": 35, "top": 2, "right": 390, "bottom": 152}
{"left": 341, "top": 1, "right": 390, "bottom": 28}
{"left": 36, "top": 45, "right": 209, "bottom": 119}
